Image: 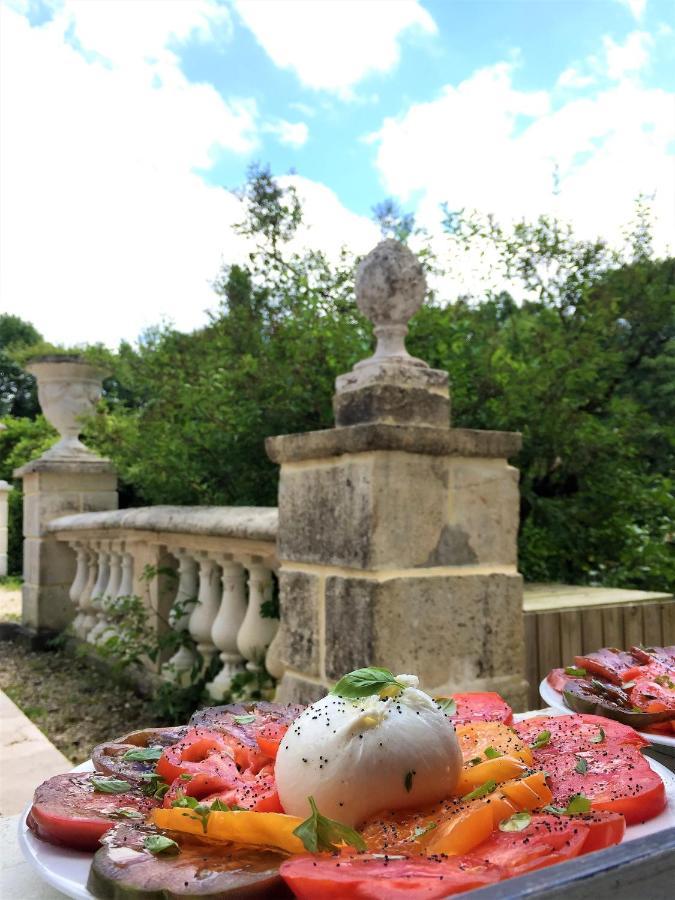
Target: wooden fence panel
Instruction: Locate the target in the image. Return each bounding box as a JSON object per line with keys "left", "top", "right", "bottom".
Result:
{"left": 642, "top": 603, "right": 663, "bottom": 646}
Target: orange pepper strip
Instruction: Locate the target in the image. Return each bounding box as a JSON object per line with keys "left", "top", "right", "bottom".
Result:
{"left": 150, "top": 808, "right": 306, "bottom": 854}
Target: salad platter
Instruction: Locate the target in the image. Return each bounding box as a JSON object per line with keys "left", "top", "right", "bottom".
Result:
{"left": 540, "top": 644, "right": 675, "bottom": 754}
{"left": 19, "top": 668, "right": 675, "bottom": 899}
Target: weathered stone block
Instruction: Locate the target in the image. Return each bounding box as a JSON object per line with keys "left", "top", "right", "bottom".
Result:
{"left": 22, "top": 582, "right": 75, "bottom": 631}
{"left": 23, "top": 537, "right": 76, "bottom": 587}
{"left": 23, "top": 492, "right": 82, "bottom": 538}
{"left": 275, "top": 672, "right": 328, "bottom": 705}
{"left": 324, "top": 573, "right": 525, "bottom": 700}
{"left": 334, "top": 383, "right": 450, "bottom": 429}
{"left": 277, "top": 570, "right": 322, "bottom": 676}
{"left": 278, "top": 451, "right": 448, "bottom": 569}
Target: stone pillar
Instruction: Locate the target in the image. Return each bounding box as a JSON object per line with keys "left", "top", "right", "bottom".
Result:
{"left": 14, "top": 356, "right": 117, "bottom": 632}
{"left": 267, "top": 240, "right": 528, "bottom": 709}
{"left": 0, "top": 480, "right": 11, "bottom": 577}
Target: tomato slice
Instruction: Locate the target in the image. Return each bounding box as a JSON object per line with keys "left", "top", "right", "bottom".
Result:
{"left": 513, "top": 713, "right": 648, "bottom": 751}
{"left": 448, "top": 693, "right": 513, "bottom": 725}
{"left": 573, "top": 650, "right": 640, "bottom": 686}
{"left": 280, "top": 855, "right": 502, "bottom": 899}
{"left": 255, "top": 722, "right": 288, "bottom": 759}
{"left": 156, "top": 728, "right": 240, "bottom": 800}
{"left": 455, "top": 721, "right": 533, "bottom": 766}
{"left": 28, "top": 772, "right": 156, "bottom": 851}
{"left": 206, "top": 765, "right": 284, "bottom": 813}
{"left": 629, "top": 678, "right": 675, "bottom": 714}
{"left": 575, "top": 810, "right": 626, "bottom": 853}
{"left": 470, "top": 813, "right": 589, "bottom": 877}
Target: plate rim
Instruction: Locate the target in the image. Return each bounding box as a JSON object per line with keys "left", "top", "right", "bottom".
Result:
{"left": 539, "top": 676, "right": 675, "bottom": 749}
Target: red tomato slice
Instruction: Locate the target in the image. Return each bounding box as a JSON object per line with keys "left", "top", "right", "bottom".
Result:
{"left": 28, "top": 772, "right": 156, "bottom": 851}
{"left": 280, "top": 855, "right": 502, "bottom": 899}
{"left": 513, "top": 713, "right": 648, "bottom": 751}
{"left": 206, "top": 765, "right": 284, "bottom": 813}
{"left": 629, "top": 678, "right": 675, "bottom": 714}
{"left": 448, "top": 692, "right": 513, "bottom": 725}
{"left": 575, "top": 810, "right": 626, "bottom": 853}
{"left": 574, "top": 650, "right": 639, "bottom": 686}
{"left": 470, "top": 813, "right": 589, "bottom": 876}
{"left": 156, "top": 729, "right": 239, "bottom": 800}
{"left": 255, "top": 721, "right": 288, "bottom": 759}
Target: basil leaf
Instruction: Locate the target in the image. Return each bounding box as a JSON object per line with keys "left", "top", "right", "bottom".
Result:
{"left": 566, "top": 794, "right": 591, "bottom": 815}
{"left": 144, "top": 835, "right": 179, "bottom": 856}
{"left": 565, "top": 666, "right": 587, "bottom": 677}
{"left": 331, "top": 667, "right": 401, "bottom": 699}
{"left": 232, "top": 714, "right": 256, "bottom": 725}
{"left": 293, "top": 796, "right": 366, "bottom": 853}
{"left": 542, "top": 804, "right": 566, "bottom": 815}
{"left": 404, "top": 771, "right": 414, "bottom": 792}
{"left": 90, "top": 776, "right": 131, "bottom": 794}
{"left": 590, "top": 727, "right": 605, "bottom": 744}
{"left": 435, "top": 697, "right": 457, "bottom": 715}
{"left": 484, "top": 746, "right": 502, "bottom": 759}
{"left": 469, "top": 756, "right": 482, "bottom": 766}
{"left": 499, "top": 811, "right": 532, "bottom": 832}
{"left": 111, "top": 807, "right": 144, "bottom": 819}
{"left": 179, "top": 774, "right": 193, "bottom": 781}
{"left": 531, "top": 730, "right": 551, "bottom": 749}
{"left": 122, "top": 747, "right": 163, "bottom": 762}
{"left": 461, "top": 779, "right": 497, "bottom": 801}
{"left": 413, "top": 822, "right": 437, "bottom": 839}
{"left": 575, "top": 757, "right": 588, "bottom": 774}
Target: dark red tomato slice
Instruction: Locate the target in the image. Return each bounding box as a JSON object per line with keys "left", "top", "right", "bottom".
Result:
{"left": 448, "top": 692, "right": 513, "bottom": 725}
{"left": 470, "top": 813, "right": 589, "bottom": 877}
{"left": 575, "top": 810, "right": 626, "bottom": 853}
{"left": 280, "top": 855, "right": 502, "bottom": 899}
{"left": 156, "top": 728, "right": 239, "bottom": 799}
{"left": 255, "top": 721, "right": 288, "bottom": 759}
{"left": 28, "top": 772, "right": 156, "bottom": 851}
{"left": 574, "top": 650, "right": 638, "bottom": 686}
{"left": 513, "top": 713, "right": 649, "bottom": 751}
{"left": 629, "top": 677, "right": 675, "bottom": 714}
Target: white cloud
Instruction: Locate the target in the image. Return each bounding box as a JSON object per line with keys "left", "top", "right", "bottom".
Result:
{"left": 233, "top": 0, "right": 437, "bottom": 96}
{"left": 266, "top": 119, "right": 310, "bottom": 148}
{"left": 603, "top": 31, "right": 652, "bottom": 79}
{"left": 616, "top": 0, "right": 647, "bottom": 21}
{"left": 369, "top": 58, "right": 675, "bottom": 266}
{"left": 557, "top": 66, "right": 595, "bottom": 89}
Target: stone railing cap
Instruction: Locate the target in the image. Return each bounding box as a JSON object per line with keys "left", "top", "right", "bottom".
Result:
{"left": 266, "top": 424, "right": 522, "bottom": 464}
{"left": 46, "top": 505, "right": 278, "bottom": 543}
{"left": 14, "top": 457, "right": 116, "bottom": 477}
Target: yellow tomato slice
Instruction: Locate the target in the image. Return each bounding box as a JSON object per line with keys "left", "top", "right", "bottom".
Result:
{"left": 500, "top": 771, "right": 553, "bottom": 810}
{"left": 150, "top": 808, "right": 305, "bottom": 855}
{"left": 424, "top": 802, "right": 494, "bottom": 856}
{"left": 455, "top": 722, "right": 533, "bottom": 766}
{"left": 454, "top": 756, "right": 531, "bottom": 796}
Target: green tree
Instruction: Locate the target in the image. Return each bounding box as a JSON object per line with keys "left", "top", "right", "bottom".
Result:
{"left": 0, "top": 314, "right": 42, "bottom": 418}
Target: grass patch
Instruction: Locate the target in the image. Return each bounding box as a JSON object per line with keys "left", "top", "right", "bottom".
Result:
{"left": 0, "top": 575, "right": 22, "bottom": 589}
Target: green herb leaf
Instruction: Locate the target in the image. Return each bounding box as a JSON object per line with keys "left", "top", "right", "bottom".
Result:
{"left": 139, "top": 773, "right": 170, "bottom": 800}
{"left": 575, "top": 757, "right": 588, "bottom": 774}
{"left": 122, "top": 747, "right": 163, "bottom": 762}
{"left": 90, "top": 776, "right": 132, "bottom": 794}
{"left": 565, "top": 794, "right": 591, "bottom": 815}
{"left": 622, "top": 681, "right": 636, "bottom": 690}
{"left": 292, "top": 796, "right": 367, "bottom": 854}
{"left": 111, "top": 807, "right": 144, "bottom": 819}
{"left": 435, "top": 697, "right": 457, "bottom": 715}
{"left": 232, "top": 714, "right": 256, "bottom": 725}
{"left": 590, "top": 728, "right": 605, "bottom": 744}
{"left": 499, "top": 811, "right": 532, "bottom": 832}
{"left": 331, "top": 667, "right": 401, "bottom": 699}
{"left": 179, "top": 774, "right": 193, "bottom": 781}
{"left": 531, "top": 730, "right": 551, "bottom": 749}
{"left": 461, "top": 779, "right": 497, "bottom": 801}
{"left": 404, "top": 771, "right": 414, "bottom": 792}
{"left": 484, "top": 746, "right": 502, "bottom": 759}
{"left": 413, "top": 822, "right": 437, "bottom": 839}
{"left": 144, "top": 835, "right": 179, "bottom": 856}
{"left": 469, "top": 756, "right": 482, "bottom": 767}
{"left": 565, "top": 666, "right": 587, "bottom": 677}
{"left": 655, "top": 675, "right": 675, "bottom": 689}
{"left": 542, "top": 804, "right": 566, "bottom": 815}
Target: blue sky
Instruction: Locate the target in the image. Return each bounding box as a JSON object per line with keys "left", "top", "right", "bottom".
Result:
{"left": 1, "top": 0, "right": 674, "bottom": 345}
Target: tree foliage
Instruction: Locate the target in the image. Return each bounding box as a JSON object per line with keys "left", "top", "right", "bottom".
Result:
{"left": 4, "top": 168, "right": 674, "bottom": 590}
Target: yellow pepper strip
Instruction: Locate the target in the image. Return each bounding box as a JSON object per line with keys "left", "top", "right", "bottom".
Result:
{"left": 454, "top": 756, "right": 530, "bottom": 796}
{"left": 151, "top": 809, "right": 306, "bottom": 855}
{"left": 424, "top": 802, "right": 494, "bottom": 856}
{"left": 500, "top": 771, "right": 552, "bottom": 810}
{"left": 455, "top": 723, "right": 533, "bottom": 766}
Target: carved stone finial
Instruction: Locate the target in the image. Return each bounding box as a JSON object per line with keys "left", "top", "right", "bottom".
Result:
{"left": 355, "top": 239, "right": 427, "bottom": 368}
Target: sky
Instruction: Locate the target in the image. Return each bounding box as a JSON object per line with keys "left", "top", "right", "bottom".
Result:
{"left": 1, "top": 0, "right": 674, "bottom": 347}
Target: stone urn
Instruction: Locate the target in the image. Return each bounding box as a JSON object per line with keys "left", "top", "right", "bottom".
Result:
{"left": 27, "top": 355, "right": 108, "bottom": 461}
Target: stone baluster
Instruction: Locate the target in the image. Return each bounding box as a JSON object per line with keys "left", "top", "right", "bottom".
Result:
{"left": 188, "top": 554, "right": 220, "bottom": 672}
{"left": 162, "top": 551, "right": 199, "bottom": 685}
{"left": 94, "top": 546, "right": 123, "bottom": 646}
{"left": 69, "top": 542, "right": 89, "bottom": 635}
{"left": 76, "top": 546, "right": 98, "bottom": 638}
{"left": 207, "top": 559, "right": 247, "bottom": 700}
{"left": 265, "top": 621, "right": 284, "bottom": 680}
{"left": 237, "top": 562, "right": 278, "bottom": 673}
{"left": 87, "top": 545, "right": 111, "bottom": 644}
{"left": 117, "top": 549, "right": 134, "bottom": 599}
{"left": 0, "top": 479, "right": 11, "bottom": 578}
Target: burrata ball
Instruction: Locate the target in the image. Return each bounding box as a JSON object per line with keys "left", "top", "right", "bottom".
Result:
{"left": 274, "top": 674, "right": 462, "bottom": 827}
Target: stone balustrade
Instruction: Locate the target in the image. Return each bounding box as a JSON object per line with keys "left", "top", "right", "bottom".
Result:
{"left": 46, "top": 506, "right": 279, "bottom": 698}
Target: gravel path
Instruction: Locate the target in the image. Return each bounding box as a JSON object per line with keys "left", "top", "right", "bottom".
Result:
{"left": 0, "top": 641, "right": 162, "bottom": 764}
{"left": 0, "top": 588, "right": 20, "bottom": 622}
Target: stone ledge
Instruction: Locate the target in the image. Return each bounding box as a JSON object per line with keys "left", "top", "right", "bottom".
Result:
{"left": 267, "top": 423, "right": 522, "bottom": 464}
{"left": 14, "top": 457, "right": 116, "bottom": 477}
{"left": 45, "top": 505, "right": 278, "bottom": 543}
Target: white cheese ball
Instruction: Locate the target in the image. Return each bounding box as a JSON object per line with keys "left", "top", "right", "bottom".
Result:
{"left": 274, "top": 674, "right": 462, "bottom": 827}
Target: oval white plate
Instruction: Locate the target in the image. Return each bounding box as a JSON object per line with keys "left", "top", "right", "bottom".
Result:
{"left": 19, "top": 748, "right": 675, "bottom": 900}
{"left": 539, "top": 677, "right": 675, "bottom": 754}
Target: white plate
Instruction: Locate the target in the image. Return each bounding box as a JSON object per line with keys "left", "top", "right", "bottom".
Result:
{"left": 18, "top": 752, "right": 675, "bottom": 900}
{"left": 539, "top": 677, "right": 675, "bottom": 754}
